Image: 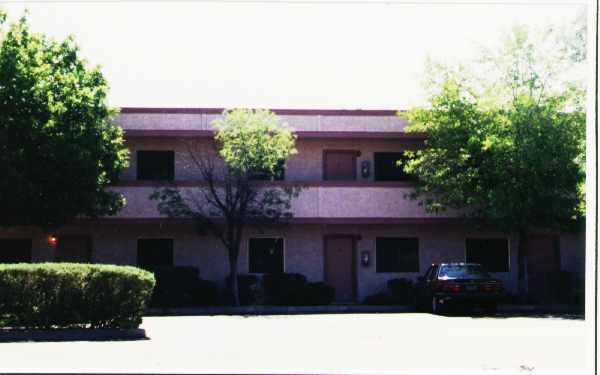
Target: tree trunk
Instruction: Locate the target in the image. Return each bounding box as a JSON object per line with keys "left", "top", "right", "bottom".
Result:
{"left": 228, "top": 251, "right": 240, "bottom": 306}
{"left": 517, "top": 228, "right": 529, "bottom": 303}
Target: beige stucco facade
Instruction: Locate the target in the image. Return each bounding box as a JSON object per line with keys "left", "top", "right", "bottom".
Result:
{"left": 0, "top": 109, "right": 586, "bottom": 302}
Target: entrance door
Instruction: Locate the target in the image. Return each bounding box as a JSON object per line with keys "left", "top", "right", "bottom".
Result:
{"left": 56, "top": 235, "right": 92, "bottom": 263}
{"left": 527, "top": 235, "right": 560, "bottom": 303}
{"left": 323, "top": 150, "right": 358, "bottom": 180}
{"left": 324, "top": 236, "right": 356, "bottom": 302}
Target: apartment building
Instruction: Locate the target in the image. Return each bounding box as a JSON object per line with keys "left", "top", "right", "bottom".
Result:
{"left": 0, "top": 108, "right": 585, "bottom": 303}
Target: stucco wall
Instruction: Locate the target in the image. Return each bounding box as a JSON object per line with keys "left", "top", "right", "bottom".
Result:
{"left": 0, "top": 223, "right": 563, "bottom": 300}
{"left": 119, "top": 137, "right": 423, "bottom": 182}
{"left": 114, "top": 112, "right": 408, "bottom": 133}
{"left": 108, "top": 185, "right": 461, "bottom": 219}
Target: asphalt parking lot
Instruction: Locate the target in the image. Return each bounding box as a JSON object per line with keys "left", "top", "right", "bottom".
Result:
{"left": 0, "top": 312, "right": 588, "bottom": 374}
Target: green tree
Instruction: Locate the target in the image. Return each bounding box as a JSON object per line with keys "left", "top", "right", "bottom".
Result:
{"left": 402, "top": 24, "right": 586, "bottom": 299}
{"left": 0, "top": 13, "right": 129, "bottom": 229}
{"left": 151, "top": 108, "right": 300, "bottom": 306}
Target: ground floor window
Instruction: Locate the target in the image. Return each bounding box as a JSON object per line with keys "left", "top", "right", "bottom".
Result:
{"left": 465, "top": 238, "right": 509, "bottom": 272}
{"left": 137, "top": 239, "right": 174, "bottom": 269}
{"left": 249, "top": 238, "right": 284, "bottom": 273}
{"left": 376, "top": 237, "right": 419, "bottom": 272}
{"left": 0, "top": 239, "right": 32, "bottom": 263}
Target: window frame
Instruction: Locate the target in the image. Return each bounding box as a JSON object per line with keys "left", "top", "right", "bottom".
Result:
{"left": 247, "top": 236, "right": 285, "bottom": 274}
{"left": 375, "top": 237, "right": 420, "bottom": 273}
{"left": 464, "top": 236, "right": 510, "bottom": 273}
{"left": 136, "top": 150, "right": 175, "bottom": 181}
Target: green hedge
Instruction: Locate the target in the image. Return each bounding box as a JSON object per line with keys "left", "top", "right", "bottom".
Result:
{"left": 0, "top": 263, "right": 155, "bottom": 329}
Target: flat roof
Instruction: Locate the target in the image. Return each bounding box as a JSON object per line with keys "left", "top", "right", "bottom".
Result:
{"left": 119, "top": 107, "right": 404, "bottom": 116}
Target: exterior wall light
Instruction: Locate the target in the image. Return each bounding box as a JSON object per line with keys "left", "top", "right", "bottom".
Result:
{"left": 361, "top": 250, "right": 370, "bottom": 267}
{"left": 361, "top": 160, "right": 370, "bottom": 179}
{"left": 48, "top": 235, "right": 58, "bottom": 247}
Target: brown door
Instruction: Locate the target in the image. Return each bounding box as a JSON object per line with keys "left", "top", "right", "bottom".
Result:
{"left": 56, "top": 235, "right": 92, "bottom": 263}
{"left": 323, "top": 151, "right": 357, "bottom": 180}
{"left": 527, "top": 235, "right": 560, "bottom": 303}
{"left": 324, "top": 236, "right": 356, "bottom": 302}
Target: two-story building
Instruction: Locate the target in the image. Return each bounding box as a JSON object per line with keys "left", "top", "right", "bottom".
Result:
{"left": 0, "top": 108, "right": 585, "bottom": 303}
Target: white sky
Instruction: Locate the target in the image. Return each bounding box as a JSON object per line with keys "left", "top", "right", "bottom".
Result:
{"left": 1, "top": 1, "right": 587, "bottom": 109}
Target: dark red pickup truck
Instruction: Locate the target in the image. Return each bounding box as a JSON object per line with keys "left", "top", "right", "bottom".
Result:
{"left": 415, "top": 263, "right": 504, "bottom": 314}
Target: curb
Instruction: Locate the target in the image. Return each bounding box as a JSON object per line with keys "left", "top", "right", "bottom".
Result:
{"left": 146, "top": 305, "right": 415, "bottom": 316}
{"left": 145, "top": 304, "right": 583, "bottom": 316}
{"left": 0, "top": 328, "right": 147, "bottom": 343}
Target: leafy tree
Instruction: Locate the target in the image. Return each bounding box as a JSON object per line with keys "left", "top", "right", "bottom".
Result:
{"left": 402, "top": 23, "right": 586, "bottom": 299}
{"left": 151, "top": 108, "right": 300, "bottom": 306}
{"left": 0, "top": 13, "right": 128, "bottom": 229}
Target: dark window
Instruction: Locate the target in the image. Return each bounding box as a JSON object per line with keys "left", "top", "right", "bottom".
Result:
{"left": 249, "top": 238, "right": 283, "bottom": 273}
{"left": 374, "top": 152, "right": 415, "bottom": 181}
{"left": 0, "top": 239, "right": 32, "bottom": 263}
{"left": 249, "top": 160, "right": 285, "bottom": 181}
{"left": 376, "top": 237, "right": 419, "bottom": 272}
{"left": 466, "top": 238, "right": 509, "bottom": 272}
{"left": 137, "top": 239, "right": 174, "bottom": 269}
{"left": 137, "top": 151, "right": 174, "bottom": 181}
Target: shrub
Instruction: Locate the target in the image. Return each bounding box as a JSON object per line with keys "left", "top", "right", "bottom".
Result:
{"left": 363, "top": 292, "right": 397, "bottom": 305}
{"left": 295, "top": 282, "right": 335, "bottom": 306}
{"left": 262, "top": 273, "right": 335, "bottom": 306}
{"left": 363, "top": 278, "right": 416, "bottom": 305}
{"left": 0, "top": 263, "right": 155, "bottom": 329}
{"left": 150, "top": 267, "right": 217, "bottom": 308}
{"left": 224, "top": 274, "right": 261, "bottom": 305}
{"left": 262, "top": 273, "right": 307, "bottom": 305}
{"left": 387, "top": 278, "right": 415, "bottom": 304}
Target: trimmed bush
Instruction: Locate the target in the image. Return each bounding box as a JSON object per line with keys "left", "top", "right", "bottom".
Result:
{"left": 262, "top": 273, "right": 335, "bottom": 306}
{"left": 150, "top": 267, "right": 217, "bottom": 308}
{"left": 262, "top": 273, "right": 307, "bottom": 305}
{"left": 0, "top": 263, "right": 155, "bottom": 329}
{"left": 363, "top": 278, "right": 416, "bottom": 305}
{"left": 224, "top": 274, "right": 261, "bottom": 305}
{"left": 295, "top": 282, "right": 335, "bottom": 306}
{"left": 363, "top": 292, "right": 397, "bottom": 305}
{"left": 387, "top": 278, "right": 415, "bottom": 304}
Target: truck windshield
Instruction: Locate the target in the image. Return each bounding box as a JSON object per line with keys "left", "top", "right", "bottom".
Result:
{"left": 438, "top": 265, "right": 490, "bottom": 279}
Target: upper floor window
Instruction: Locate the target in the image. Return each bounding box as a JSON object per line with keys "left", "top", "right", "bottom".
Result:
{"left": 137, "top": 238, "right": 174, "bottom": 269}
{"left": 0, "top": 239, "right": 32, "bottom": 263}
{"left": 376, "top": 237, "right": 419, "bottom": 272}
{"left": 374, "top": 152, "right": 415, "bottom": 181}
{"left": 249, "top": 160, "right": 285, "bottom": 181}
{"left": 137, "top": 151, "right": 174, "bottom": 181}
{"left": 323, "top": 150, "right": 358, "bottom": 181}
{"left": 249, "top": 237, "right": 284, "bottom": 273}
{"left": 465, "top": 238, "right": 509, "bottom": 272}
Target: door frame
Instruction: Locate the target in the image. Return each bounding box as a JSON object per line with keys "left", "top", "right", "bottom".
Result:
{"left": 323, "top": 234, "right": 359, "bottom": 302}
{"left": 322, "top": 150, "right": 361, "bottom": 181}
